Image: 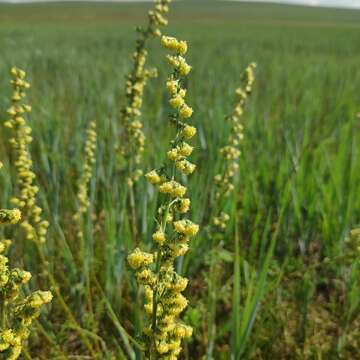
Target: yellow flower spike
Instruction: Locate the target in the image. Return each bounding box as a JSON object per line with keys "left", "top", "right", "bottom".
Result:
{"left": 128, "top": 32, "right": 195, "bottom": 359}
{"left": 73, "top": 121, "right": 97, "bottom": 242}
{"left": 0, "top": 160, "right": 52, "bottom": 359}
{"left": 212, "top": 63, "right": 256, "bottom": 232}
{"left": 119, "top": 0, "right": 172, "bottom": 185}
{"left": 4, "top": 68, "right": 48, "bottom": 244}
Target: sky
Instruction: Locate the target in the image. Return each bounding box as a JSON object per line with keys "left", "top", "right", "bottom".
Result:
{"left": 0, "top": 0, "right": 360, "bottom": 9}
{"left": 235, "top": 0, "right": 360, "bottom": 9}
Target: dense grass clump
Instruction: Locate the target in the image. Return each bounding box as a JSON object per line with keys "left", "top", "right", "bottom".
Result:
{"left": 0, "top": 1, "right": 360, "bottom": 358}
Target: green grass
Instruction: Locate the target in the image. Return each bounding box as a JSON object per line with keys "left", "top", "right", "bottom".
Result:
{"left": 0, "top": 1, "right": 360, "bottom": 358}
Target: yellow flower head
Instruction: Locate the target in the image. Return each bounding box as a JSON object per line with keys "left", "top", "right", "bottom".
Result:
{"left": 178, "top": 58, "right": 192, "bottom": 76}
{"left": 173, "top": 220, "right": 199, "bottom": 237}
{"left": 127, "top": 248, "right": 154, "bottom": 270}
{"left": 179, "top": 104, "right": 193, "bottom": 119}
{"left": 152, "top": 230, "right": 166, "bottom": 245}
{"left": 177, "top": 41, "right": 188, "bottom": 55}
{"left": 161, "top": 36, "right": 179, "bottom": 51}
{"left": 145, "top": 170, "right": 162, "bottom": 185}
{"left": 182, "top": 125, "right": 197, "bottom": 139}
{"left": 166, "top": 80, "right": 179, "bottom": 96}
{"left": 0, "top": 209, "right": 21, "bottom": 225}
{"left": 175, "top": 198, "right": 190, "bottom": 214}
{"left": 159, "top": 181, "right": 187, "bottom": 198}
{"left": 169, "top": 95, "right": 185, "bottom": 109}
{"left": 178, "top": 142, "right": 193, "bottom": 157}
{"left": 167, "top": 148, "right": 179, "bottom": 161}
{"left": 175, "top": 160, "right": 196, "bottom": 175}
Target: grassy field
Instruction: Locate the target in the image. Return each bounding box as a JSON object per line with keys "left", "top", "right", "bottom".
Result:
{"left": 0, "top": 1, "right": 360, "bottom": 358}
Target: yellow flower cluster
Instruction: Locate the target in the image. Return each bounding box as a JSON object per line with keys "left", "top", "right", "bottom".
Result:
{"left": 73, "top": 121, "right": 97, "bottom": 240}
{"left": 213, "top": 211, "right": 230, "bottom": 230}
{"left": 0, "top": 162, "right": 52, "bottom": 360}
{"left": 0, "top": 288, "right": 52, "bottom": 360}
{"left": 128, "top": 35, "right": 197, "bottom": 359}
{"left": 120, "top": 0, "right": 172, "bottom": 186}
{"left": 4, "top": 67, "right": 49, "bottom": 244}
{"left": 0, "top": 209, "right": 21, "bottom": 225}
{"left": 213, "top": 63, "right": 256, "bottom": 230}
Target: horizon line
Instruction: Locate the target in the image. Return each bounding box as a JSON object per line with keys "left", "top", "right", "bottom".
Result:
{"left": 0, "top": 0, "right": 359, "bottom": 10}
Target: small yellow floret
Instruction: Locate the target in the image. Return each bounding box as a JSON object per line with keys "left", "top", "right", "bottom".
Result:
{"left": 127, "top": 248, "right": 154, "bottom": 270}
{"left": 177, "top": 41, "right": 188, "bottom": 55}
{"left": 179, "top": 104, "right": 193, "bottom": 119}
{"left": 182, "top": 125, "right": 196, "bottom": 139}
{"left": 0, "top": 209, "right": 21, "bottom": 225}
{"left": 152, "top": 230, "right": 166, "bottom": 245}
{"left": 145, "top": 170, "right": 162, "bottom": 185}
{"left": 173, "top": 220, "right": 199, "bottom": 237}
{"left": 161, "top": 36, "right": 179, "bottom": 51}
{"left": 178, "top": 142, "right": 193, "bottom": 156}
{"left": 169, "top": 95, "right": 184, "bottom": 109}
{"left": 175, "top": 198, "right": 190, "bottom": 214}
{"left": 167, "top": 148, "right": 179, "bottom": 161}
{"left": 166, "top": 80, "right": 178, "bottom": 95}
{"left": 176, "top": 160, "right": 196, "bottom": 175}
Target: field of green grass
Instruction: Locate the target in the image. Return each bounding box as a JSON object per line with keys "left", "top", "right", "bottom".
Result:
{"left": 0, "top": 1, "right": 360, "bottom": 358}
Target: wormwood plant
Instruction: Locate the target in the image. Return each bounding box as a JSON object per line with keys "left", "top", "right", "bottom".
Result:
{"left": 128, "top": 35, "right": 197, "bottom": 359}
{"left": 4, "top": 67, "right": 49, "bottom": 244}
{"left": 71, "top": 120, "right": 101, "bottom": 349}
{"left": 204, "top": 63, "right": 256, "bottom": 358}
{"left": 119, "top": 0, "right": 172, "bottom": 187}
{"left": 0, "top": 162, "right": 52, "bottom": 360}
{"left": 3, "top": 68, "right": 98, "bottom": 356}
{"left": 73, "top": 120, "right": 97, "bottom": 242}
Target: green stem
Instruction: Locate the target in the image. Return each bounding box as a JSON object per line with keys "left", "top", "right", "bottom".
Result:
{"left": 0, "top": 296, "right": 5, "bottom": 329}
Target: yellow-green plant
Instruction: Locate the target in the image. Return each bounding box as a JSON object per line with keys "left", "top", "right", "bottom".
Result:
{"left": 120, "top": 0, "right": 172, "bottom": 186}
{"left": 0, "top": 162, "right": 52, "bottom": 360}
{"left": 4, "top": 68, "right": 97, "bottom": 356}
{"left": 72, "top": 120, "right": 97, "bottom": 328}
{"left": 128, "top": 35, "right": 197, "bottom": 359}
{"left": 4, "top": 67, "right": 49, "bottom": 244}
{"left": 73, "top": 120, "right": 97, "bottom": 241}
{"left": 205, "top": 63, "right": 256, "bottom": 359}
{"left": 213, "top": 62, "right": 256, "bottom": 229}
